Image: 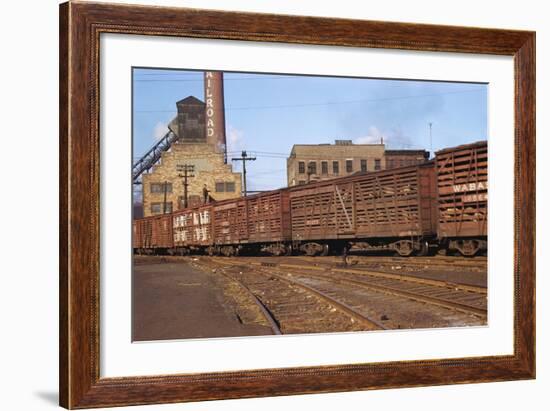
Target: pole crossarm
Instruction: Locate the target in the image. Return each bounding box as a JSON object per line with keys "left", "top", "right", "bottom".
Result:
{"left": 232, "top": 151, "right": 256, "bottom": 197}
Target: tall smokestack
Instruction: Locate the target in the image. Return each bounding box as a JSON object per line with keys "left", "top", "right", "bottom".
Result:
{"left": 204, "top": 71, "right": 227, "bottom": 162}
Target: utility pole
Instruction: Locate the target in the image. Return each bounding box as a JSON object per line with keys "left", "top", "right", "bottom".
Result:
{"left": 162, "top": 180, "right": 168, "bottom": 214}
{"left": 176, "top": 164, "right": 195, "bottom": 209}
{"left": 232, "top": 151, "right": 256, "bottom": 197}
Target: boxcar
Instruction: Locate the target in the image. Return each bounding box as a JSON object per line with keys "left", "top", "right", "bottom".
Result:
{"left": 211, "top": 190, "right": 292, "bottom": 255}
{"left": 133, "top": 214, "right": 173, "bottom": 253}
{"left": 211, "top": 198, "right": 248, "bottom": 254}
{"left": 435, "top": 141, "right": 488, "bottom": 255}
{"left": 246, "top": 190, "right": 292, "bottom": 255}
{"left": 289, "top": 162, "right": 437, "bottom": 256}
{"left": 172, "top": 204, "right": 213, "bottom": 254}
{"left": 133, "top": 217, "right": 151, "bottom": 252}
{"left": 131, "top": 140, "right": 487, "bottom": 258}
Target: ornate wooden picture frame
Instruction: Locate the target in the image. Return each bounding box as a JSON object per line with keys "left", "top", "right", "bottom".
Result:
{"left": 59, "top": 1, "right": 535, "bottom": 408}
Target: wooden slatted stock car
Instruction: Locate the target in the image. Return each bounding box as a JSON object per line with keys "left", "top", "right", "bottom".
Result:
{"left": 133, "top": 141, "right": 488, "bottom": 257}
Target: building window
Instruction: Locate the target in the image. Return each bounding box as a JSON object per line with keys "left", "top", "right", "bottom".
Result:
{"left": 346, "top": 159, "right": 353, "bottom": 173}
{"left": 298, "top": 180, "right": 306, "bottom": 185}
{"left": 298, "top": 161, "right": 305, "bottom": 174}
{"left": 151, "top": 202, "right": 172, "bottom": 214}
{"left": 375, "top": 159, "right": 381, "bottom": 170}
{"left": 332, "top": 161, "right": 339, "bottom": 175}
{"left": 308, "top": 161, "right": 317, "bottom": 175}
{"left": 361, "top": 159, "right": 367, "bottom": 172}
{"left": 214, "top": 182, "right": 236, "bottom": 193}
{"left": 150, "top": 182, "right": 172, "bottom": 194}
{"left": 321, "top": 161, "right": 328, "bottom": 174}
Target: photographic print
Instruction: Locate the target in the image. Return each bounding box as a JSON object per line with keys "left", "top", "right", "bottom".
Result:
{"left": 60, "top": 3, "right": 535, "bottom": 407}
{"left": 132, "top": 68, "right": 488, "bottom": 341}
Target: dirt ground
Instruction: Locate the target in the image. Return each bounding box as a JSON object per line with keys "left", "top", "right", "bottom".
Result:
{"left": 133, "top": 260, "right": 272, "bottom": 341}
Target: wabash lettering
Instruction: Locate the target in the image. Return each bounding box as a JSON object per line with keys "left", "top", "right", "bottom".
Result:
{"left": 452, "top": 181, "right": 488, "bottom": 193}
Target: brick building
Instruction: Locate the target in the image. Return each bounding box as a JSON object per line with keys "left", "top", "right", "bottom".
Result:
{"left": 142, "top": 142, "right": 242, "bottom": 216}
{"left": 140, "top": 72, "right": 242, "bottom": 217}
{"left": 287, "top": 139, "right": 429, "bottom": 186}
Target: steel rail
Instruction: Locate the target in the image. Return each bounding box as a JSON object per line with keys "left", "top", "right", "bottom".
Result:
{"left": 218, "top": 258, "right": 487, "bottom": 317}
{"left": 288, "top": 255, "right": 487, "bottom": 269}
{"left": 272, "top": 269, "right": 487, "bottom": 319}
{"left": 247, "top": 259, "right": 487, "bottom": 295}
{"left": 260, "top": 271, "right": 387, "bottom": 330}
{"left": 205, "top": 258, "right": 387, "bottom": 331}
{"left": 196, "top": 263, "right": 282, "bottom": 335}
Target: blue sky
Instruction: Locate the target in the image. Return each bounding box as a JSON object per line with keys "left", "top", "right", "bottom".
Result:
{"left": 133, "top": 68, "right": 487, "bottom": 191}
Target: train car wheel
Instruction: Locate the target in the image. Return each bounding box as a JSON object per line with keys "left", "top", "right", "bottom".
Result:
{"left": 395, "top": 240, "right": 413, "bottom": 257}
{"left": 301, "top": 242, "right": 325, "bottom": 256}
{"left": 458, "top": 240, "right": 480, "bottom": 257}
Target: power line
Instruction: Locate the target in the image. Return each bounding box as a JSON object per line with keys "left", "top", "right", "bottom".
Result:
{"left": 134, "top": 75, "right": 303, "bottom": 82}
{"left": 134, "top": 72, "right": 204, "bottom": 76}
{"left": 247, "top": 169, "right": 287, "bottom": 177}
{"left": 134, "top": 88, "right": 484, "bottom": 113}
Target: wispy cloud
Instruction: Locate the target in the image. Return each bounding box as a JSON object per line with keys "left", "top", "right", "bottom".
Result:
{"left": 227, "top": 124, "right": 245, "bottom": 153}
{"left": 354, "top": 126, "right": 386, "bottom": 145}
{"left": 354, "top": 125, "right": 419, "bottom": 149}
{"left": 152, "top": 122, "right": 168, "bottom": 141}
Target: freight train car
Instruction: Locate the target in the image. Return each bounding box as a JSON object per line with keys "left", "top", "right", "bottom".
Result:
{"left": 289, "top": 162, "right": 437, "bottom": 256}
{"left": 172, "top": 203, "right": 213, "bottom": 255}
{"left": 211, "top": 197, "right": 247, "bottom": 255}
{"left": 209, "top": 190, "right": 292, "bottom": 256}
{"left": 133, "top": 214, "right": 173, "bottom": 254}
{"left": 132, "top": 141, "right": 488, "bottom": 257}
{"left": 435, "top": 141, "right": 488, "bottom": 256}
{"left": 246, "top": 190, "right": 292, "bottom": 255}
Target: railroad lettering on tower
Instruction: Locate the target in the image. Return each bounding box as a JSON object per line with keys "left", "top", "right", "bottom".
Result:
{"left": 205, "top": 72, "right": 215, "bottom": 140}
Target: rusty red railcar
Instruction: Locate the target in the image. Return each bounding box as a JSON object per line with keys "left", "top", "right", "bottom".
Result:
{"left": 211, "top": 190, "right": 292, "bottom": 255}
{"left": 133, "top": 214, "right": 173, "bottom": 253}
{"left": 172, "top": 204, "right": 213, "bottom": 254}
{"left": 211, "top": 198, "right": 247, "bottom": 252}
{"left": 132, "top": 141, "right": 487, "bottom": 257}
{"left": 246, "top": 190, "right": 292, "bottom": 255}
{"left": 289, "top": 162, "right": 437, "bottom": 256}
{"left": 435, "top": 141, "right": 488, "bottom": 256}
{"left": 133, "top": 217, "right": 151, "bottom": 251}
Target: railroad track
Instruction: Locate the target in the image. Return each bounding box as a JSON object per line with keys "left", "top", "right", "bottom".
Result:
{"left": 213, "top": 268, "right": 283, "bottom": 335}
{"left": 235, "top": 260, "right": 487, "bottom": 318}
{"left": 229, "top": 257, "right": 486, "bottom": 294}
{"left": 191, "top": 258, "right": 386, "bottom": 334}
{"left": 261, "top": 255, "right": 487, "bottom": 271}
{"left": 201, "top": 257, "right": 487, "bottom": 331}
{"left": 282, "top": 268, "right": 486, "bottom": 318}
